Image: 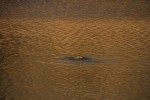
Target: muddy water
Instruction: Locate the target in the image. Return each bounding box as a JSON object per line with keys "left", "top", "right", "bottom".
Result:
{"left": 0, "top": 18, "right": 150, "bottom": 100}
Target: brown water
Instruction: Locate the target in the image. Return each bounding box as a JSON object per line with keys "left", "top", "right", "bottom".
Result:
{"left": 0, "top": 18, "right": 150, "bottom": 100}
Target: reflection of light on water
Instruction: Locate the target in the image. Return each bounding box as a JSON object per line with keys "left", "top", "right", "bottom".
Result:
{"left": 79, "top": 62, "right": 82, "bottom": 67}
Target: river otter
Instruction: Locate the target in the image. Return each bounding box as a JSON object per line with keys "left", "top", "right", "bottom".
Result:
{"left": 74, "top": 56, "right": 84, "bottom": 60}
{"left": 62, "top": 56, "right": 91, "bottom": 61}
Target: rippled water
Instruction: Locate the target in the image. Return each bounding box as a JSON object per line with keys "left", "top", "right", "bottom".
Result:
{"left": 0, "top": 18, "right": 150, "bottom": 100}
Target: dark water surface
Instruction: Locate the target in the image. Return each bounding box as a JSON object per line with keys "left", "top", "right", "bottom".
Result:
{"left": 0, "top": 18, "right": 150, "bottom": 100}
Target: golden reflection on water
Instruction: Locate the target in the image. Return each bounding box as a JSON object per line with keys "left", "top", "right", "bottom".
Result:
{"left": 0, "top": 18, "right": 150, "bottom": 100}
